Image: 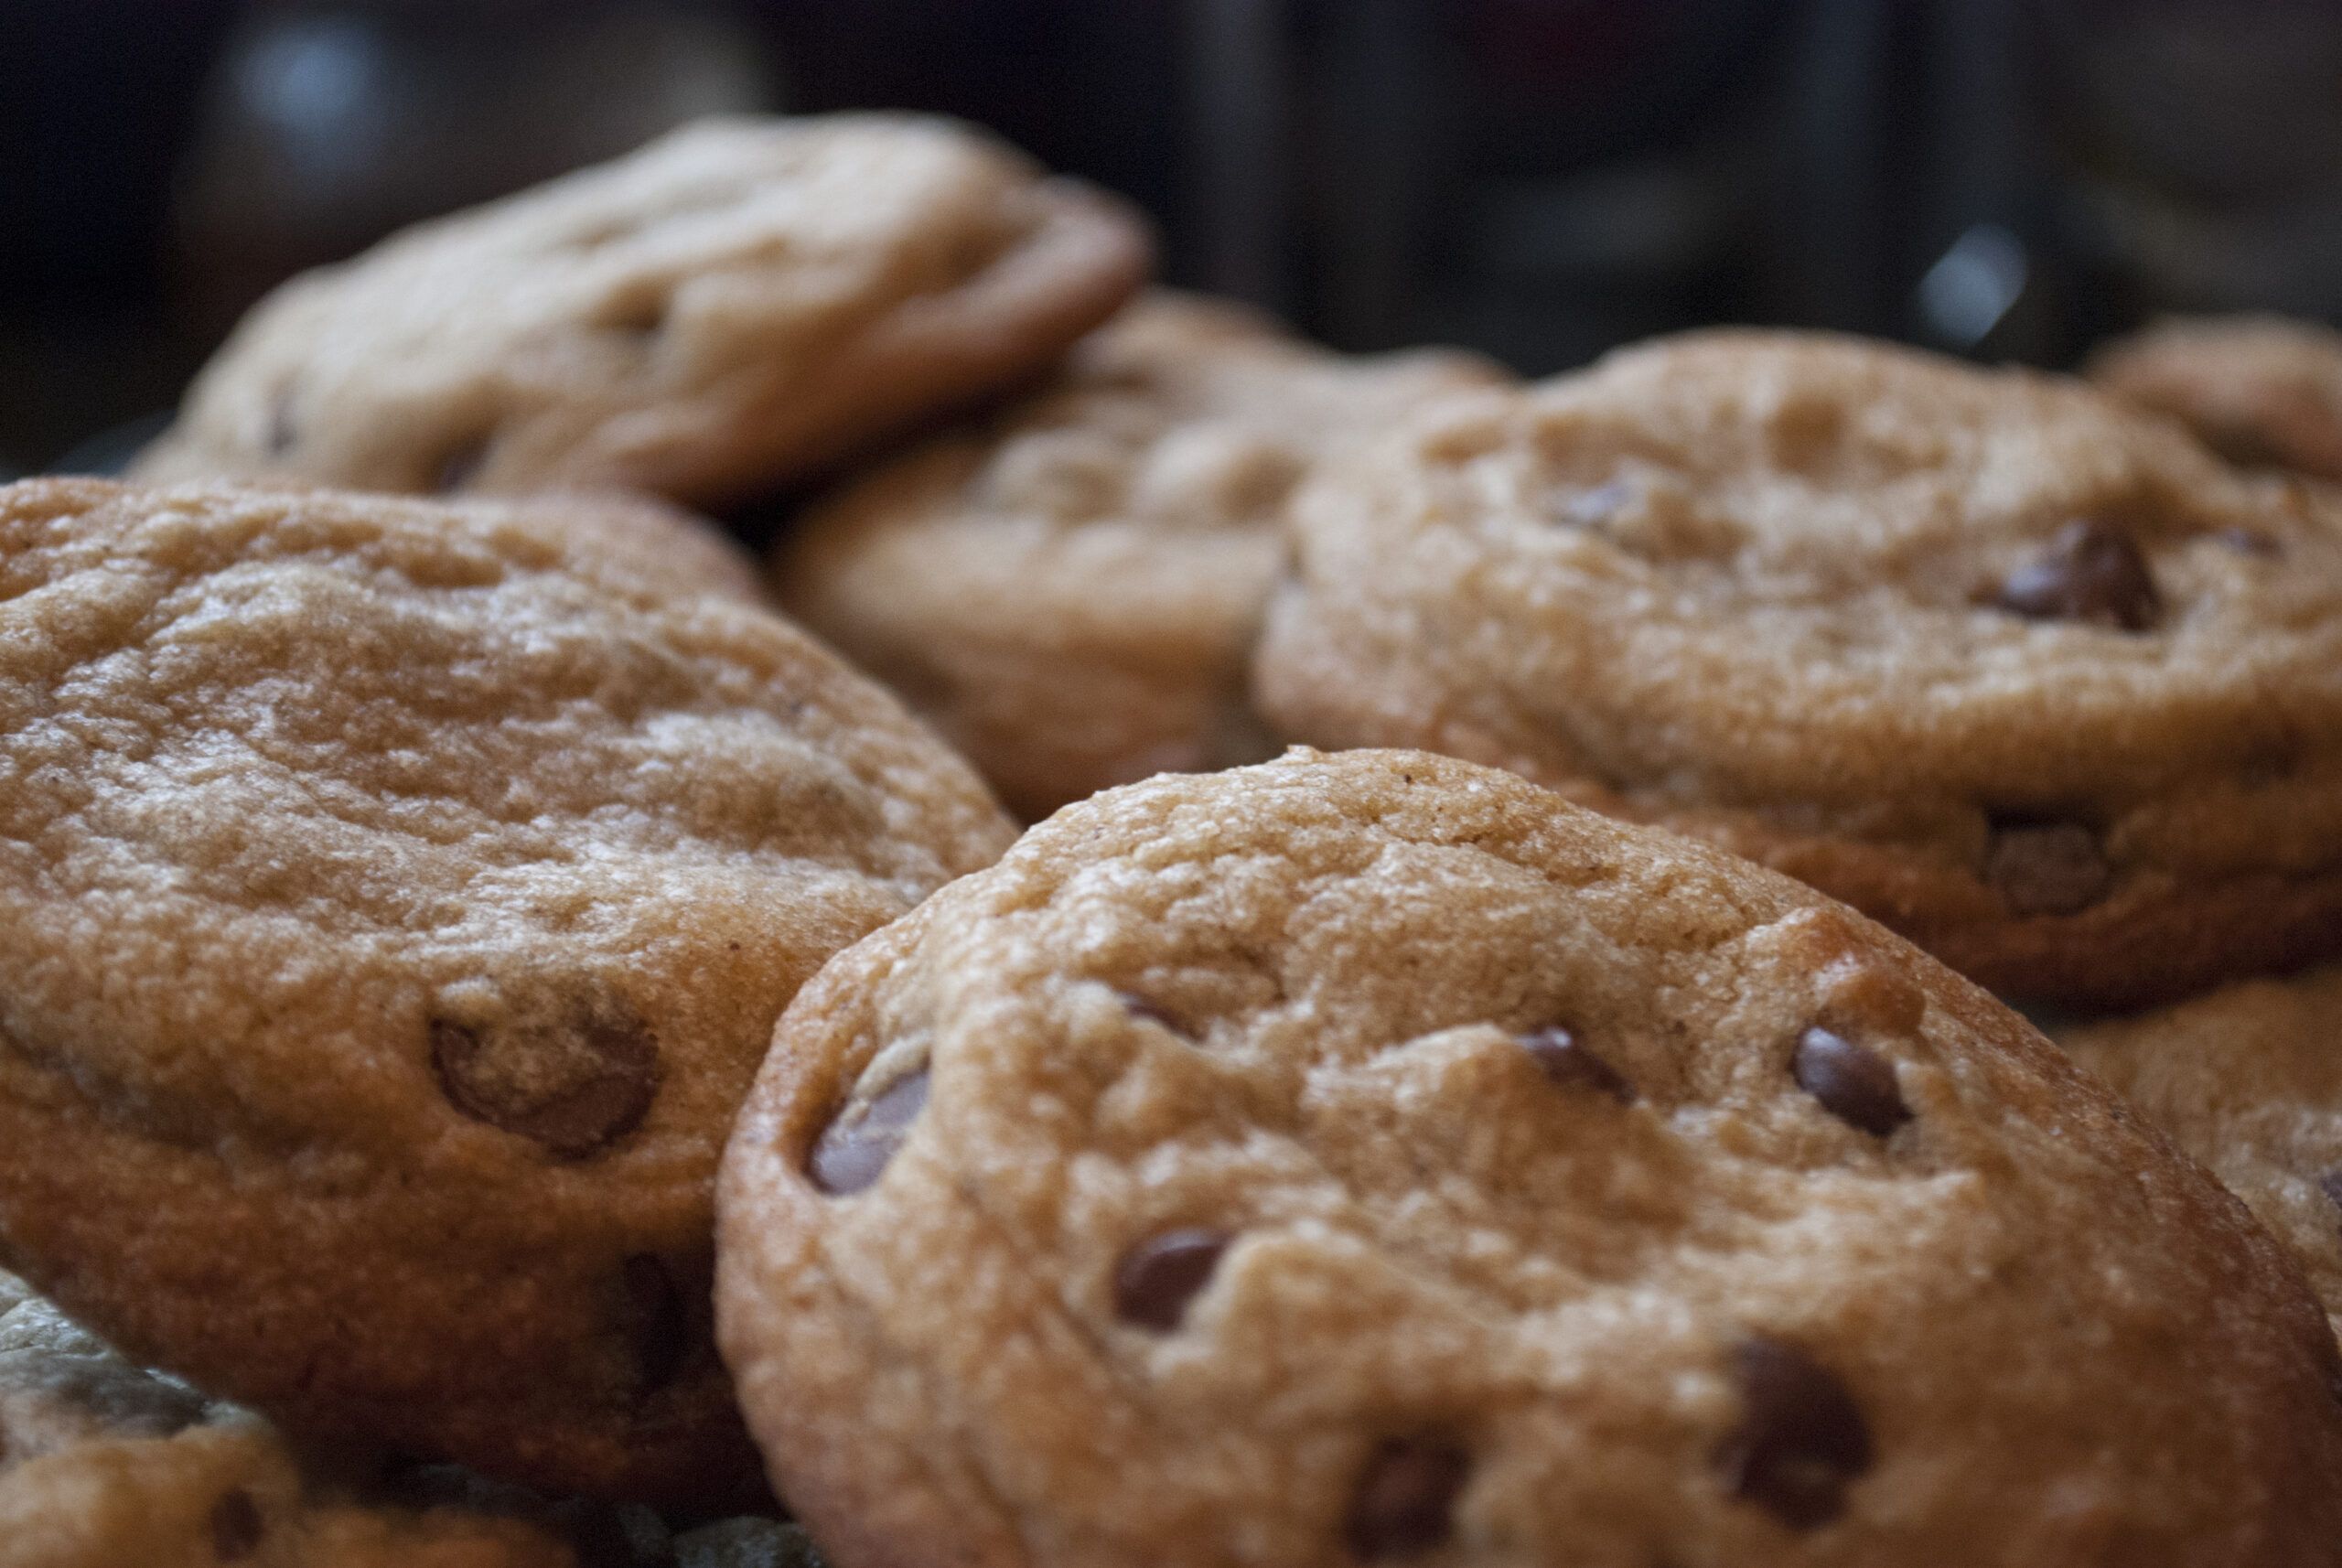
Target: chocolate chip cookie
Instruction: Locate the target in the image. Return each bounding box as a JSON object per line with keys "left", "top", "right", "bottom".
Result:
{"left": 1, "top": 1266, "right": 579, "bottom": 1567}
{"left": 0, "top": 478, "right": 1014, "bottom": 1507}
{"left": 2060, "top": 964, "right": 2342, "bottom": 1341}
{"left": 717, "top": 747, "right": 2342, "bottom": 1567}
{"left": 1255, "top": 330, "right": 2342, "bottom": 1008}
{"left": 132, "top": 114, "right": 1150, "bottom": 506}
{"left": 773, "top": 293, "right": 1507, "bottom": 817}
{"left": 0, "top": 1267, "right": 828, "bottom": 1568}
{"left": 2090, "top": 315, "right": 2342, "bottom": 480}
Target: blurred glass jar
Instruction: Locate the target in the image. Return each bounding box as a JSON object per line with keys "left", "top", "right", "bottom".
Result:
{"left": 170, "top": 1, "right": 780, "bottom": 334}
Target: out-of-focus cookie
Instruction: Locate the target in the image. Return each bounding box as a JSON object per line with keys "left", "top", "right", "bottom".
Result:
{"left": 0, "top": 478, "right": 1014, "bottom": 1507}
{"left": 132, "top": 114, "right": 1150, "bottom": 506}
{"left": 2090, "top": 316, "right": 2342, "bottom": 479}
{"left": 0, "top": 1266, "right": 575, "bottom": 1568}
{"left": 465, "top": 489, "right": 767, "bottom": 607}
{"left": 1255, "top": 330, "right": 2342, "bottom": 1008}
{"left": 2060, "top": 965, "right": 2342, "bottom": 1340}
{"left": 718, "top": 747, "right": 2342, "bottom": 1568}
{"left": 0, "top": 1268, "right": 827, "bottom": 1568}
{"left": 774, "top": 294, "right": 1507, "bottom": 817}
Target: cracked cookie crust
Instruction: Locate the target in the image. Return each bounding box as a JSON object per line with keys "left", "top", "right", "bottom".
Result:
{"left": 0, "top": 478, "right": 1014, "bottom": 1507}
{"left": 1254, "top": 330, "right": 2342, "bottom": 1007}
{"left": 133, "top": 114, "right": 1150, "bottom": 507}
{"left": 775, "top": 293, "right": 1508, "bottom": 817}
{"left": 717, "top": 747, "right": 2342, "bottom": 1568}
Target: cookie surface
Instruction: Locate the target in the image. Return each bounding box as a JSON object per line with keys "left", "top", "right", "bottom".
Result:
{"left": 2090, "top": 316, "right": 2342, "bottom": 479}
{"left": 132, "top": 114, "right": 1149, "bottom": 506}
{"left": 2060, "top": 965, "right": 2342, "bottom": 1341}
{"left": 0, "top": 1269, "right": 828, "bottom": 1568}
{"left": 0, "top": 478, "right": 1014, "bottom": 1506}
{"left": 477, "top": 489, "right": 768, "bottom": 607}
{"left": 717, "top": 747, "right": 2342, "bottom": 1568}
{"left": 775, "top": 294, "right": 1507, "bottom": 816}
{"left": 1254, "top": 330, "right": 2342, "bottom": 1007}
{"left": 0, "top": 1267, "right": 575, "bottom": 1568}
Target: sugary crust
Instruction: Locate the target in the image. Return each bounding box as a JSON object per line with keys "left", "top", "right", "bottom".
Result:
{"left": 777, "top": 294, "right": 1508, "bottom": 817}
{"left": 718, "top": 748, "right": 2342, "bottom": 1568}
{"left": 2091, "top": 316, "right": 2342, "bottom": 480}
{"left": 0, "top": 478, "right": 1014, "bottom": 1506}
{"left": 2060, "top": 964, "right": 2342, "bottom": 1341}
{"left": 132, "top": 115, "right": 1151, "bottom": 506}
{"left": 1254, "top": 330, "right": 2342, "bottom": 1006}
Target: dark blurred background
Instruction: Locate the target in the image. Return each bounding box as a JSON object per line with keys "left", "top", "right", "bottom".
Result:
{"left": 5, "top": 0, "right": 2342, "bottom": 478}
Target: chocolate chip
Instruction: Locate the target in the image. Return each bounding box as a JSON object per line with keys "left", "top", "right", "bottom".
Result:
{"left": 599, "top": 290, "right": 671, "bottom": 340}
{"left": 1113, "top": 1229, "right": 1231, "bottom": 1331}
{"left": 435, "top": 436, "right": 491, "bottom": 492}
{"left": 1984, "top": 821, "right": 2112, "bottom": 917}
{"left": 429, "top": 1004, "right": 661, "bottom": 1160}
{"left": 1518, "top": 1026, "right": 1635, "bottom": 1103}
{"left": 1344, "top": 1437, "right": 1470, "bottom": 1559}
{"left": 1992, "top": 519, "right": 2161, "bottom": 630}
{"left": 264, "top": 394, "right": 296, "bottom": 456}
{"left": 806, "top": 1068, "right": 929, "bottom": 1196}
{"left": 1122, "top": 993, "right": 1190, "bottom": 1036}
{"left": 2217, "top": 526, "right": 2280, "bottom": 557}
{"left": 209, "top": 1487, "right": 263, "bottom": 1561}
{"left": 2319, "top": 1171, "right": 2342, "bottom": 1217}
{"left": 618, "top": 1254, "right": 688, "bottom": 1394}
{"left": 1715, "top": 1337, "right": 1873, "bottom": 1529}
{"left": 1792, "top": 1027, "right": 1910, "bottom": 1136}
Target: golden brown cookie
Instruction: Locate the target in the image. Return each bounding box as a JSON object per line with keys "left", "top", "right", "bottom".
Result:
{"left": 0, "top": 1268, "right": 828, "bottom": 1568}
{"left": 2090, "top": 315, "right": 2342, "bottom": 479}
{"left": 2060, "top": 965, "right": 2342, "bottom": 1342}
{"left": 0, "top": 478, "right": 1014, "bottom": 1508}
{"left": 0, "top": 1267, "right": 580, "bottom": 1568}
{"left": 133, "top": 114, "right": 1150, "bottom": 506}
{"left": 473, "top": 489, "right": 767, "bottom": 607}
{"left": 718, "top": 747, "right": 2342, "bottom": 1568}
{"left": 774, "top": 293, "right": 1507, "bottom": 817}
{"left": 1254, "top": 329, "right": 2342, "bottom": 1008}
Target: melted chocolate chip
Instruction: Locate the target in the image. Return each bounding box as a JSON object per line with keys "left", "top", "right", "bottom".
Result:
{"left": 601, "top": 290, "right": 671, "bottom": 339}
{"left": 430, "top": 1007, "right": 661, "bottom": 1159}
{"left": 1122, "top": 993, "right": 1190, "bottom": 1036}
{"left": 1792, "top": 1027, "right": 1910, "bottom": 1136}
{"left": 1518, "top": 1026, "right": 1635, "bottom": 1103}
{"left": 1715, "top": 1337, "right": 1873, "bottom": 1529}
{"left": 1113, "top": 1229, "right": 1231, "bottom": 1331}
{"left": 2319, "top": 1171, "right": 2342, "bottom": 1216}
{"left": 1344, "top": 1438, "right": 1470, "bottom": 1560}
{"left": 1992, "top": 520, "right": 2161, "bottom": 630}
{"left": 1984, "top": 822, "right": 2112, "bottom": 917}
{"left": 435, "top": 437, "right": 491, "bottom": 493}
{"left": 618, "top": 1254, "right": 688, "bottom": 1394}
{"left": 209, "top": 1487, "right": 264, "bottom": 1562}
{"left": 806, "top": 1068, "right": 929, "bottom": 1196}
{"left": 264, "top": 394, "right": 297, "bottom": 456}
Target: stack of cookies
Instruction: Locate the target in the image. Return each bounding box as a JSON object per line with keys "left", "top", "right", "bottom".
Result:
{"left": 5, "top": 111, "right": 2341, "bottom": 1568}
